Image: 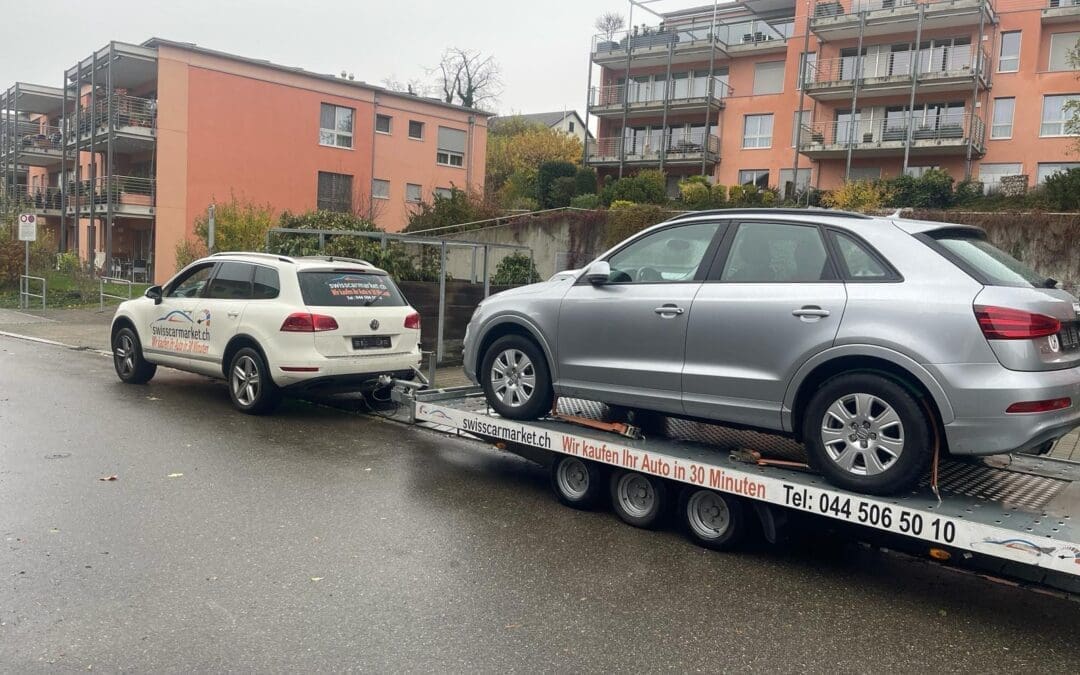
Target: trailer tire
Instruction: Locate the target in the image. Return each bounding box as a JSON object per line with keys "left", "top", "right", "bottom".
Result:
{"left": 609, "top": 470, "right": 669, "bottom": 529}
{"left": 679, "top": 488, "right": 746, "bottom": 551}
{"left": 550, "top": 456, "right": 606, "bottom": 510}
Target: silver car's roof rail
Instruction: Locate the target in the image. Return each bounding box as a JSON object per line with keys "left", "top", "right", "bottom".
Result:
{"left": 664, "top": 208, "right": 873, "bottom": 223}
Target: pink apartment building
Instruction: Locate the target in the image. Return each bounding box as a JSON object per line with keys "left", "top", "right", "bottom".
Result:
{"left": 1, "top": 39, "right": 490, "bottom": 284}
{"left": 586, "top": 0, "right": 1080, "bottom": 195}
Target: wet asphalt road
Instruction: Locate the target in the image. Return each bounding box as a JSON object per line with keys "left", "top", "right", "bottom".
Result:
{"left": 2, "top": 336, "right": 1080, "bottom": 673}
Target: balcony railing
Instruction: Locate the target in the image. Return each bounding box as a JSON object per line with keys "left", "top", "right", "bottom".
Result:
{"left": 1, "top": 123, "right": 65, "bottom": 153}
{"left": 66, "top": 94, "right": 157, "bottom": 141}
{"left": 1048, "top": 0, "right": 1080, "bottom": 6}
{"left": 589, "top": 79, "right": 733, "bottom": 109}
{"left": 587, "top": 130, "right": 720, "bottom": 162}
{"left": 713, "top": 18, "right": 791, "bottom": 46}
{"left": 805, "top": 44, "right": 989, "bottom": 86}
{"left": 814, "top": 0, "right": 991, "bottom": 18}
{"left": 591, "top": 16, "right": 792, "bottom": 56}
{"left": 799, "top": 113, "right": 984, "bottom": 148}
{"left": 67, "top": 175, "right": 155, "bottom": 210}
{"left": 2, "top": 184, "right": 64, "bottom": 211}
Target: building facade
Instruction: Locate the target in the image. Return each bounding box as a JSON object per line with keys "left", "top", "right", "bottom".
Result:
{"left": 585, "top": 0, "right": 1080, "bottom": 196}
{"left": 1, "top": 39, "right": 489, "bottom": 284}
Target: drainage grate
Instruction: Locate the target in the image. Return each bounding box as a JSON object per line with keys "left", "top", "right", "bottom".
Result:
{"left": 919, "top": 461, "right": 1069, "bottom": 512}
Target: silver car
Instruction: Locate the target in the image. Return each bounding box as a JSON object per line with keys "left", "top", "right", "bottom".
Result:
{"left": 463, "top": 209, "right": 1080, "bottom": 495}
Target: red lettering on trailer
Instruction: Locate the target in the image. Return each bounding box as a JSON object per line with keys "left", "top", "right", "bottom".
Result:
{"left": 709, "top": 468, "right": 766, "bottom": 499}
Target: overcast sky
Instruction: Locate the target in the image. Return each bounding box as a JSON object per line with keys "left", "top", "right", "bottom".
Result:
{"left": 0, "top": 0, "right": 669, "bottom": 120}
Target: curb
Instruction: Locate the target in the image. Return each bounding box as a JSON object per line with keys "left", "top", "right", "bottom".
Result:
{"left": 0, "top": 330, "right": 111, "bottom": 357}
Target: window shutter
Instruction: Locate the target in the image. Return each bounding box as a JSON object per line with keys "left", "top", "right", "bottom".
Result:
{"left": 437, "top": 127, "right": 467, "bottom": 152}
{"left": 753, "top": 61, "right": 785, "bottom": 95}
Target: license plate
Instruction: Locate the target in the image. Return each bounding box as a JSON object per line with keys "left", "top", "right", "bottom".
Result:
{"left": 1058, "top": 324, "right": 1080, "bottom": 351}
{"left": 352, "top": 336, "right": 391, "bottom": 350}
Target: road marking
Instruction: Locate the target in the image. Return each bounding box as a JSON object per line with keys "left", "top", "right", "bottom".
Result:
{"left": 0, "top": 330, "right": 110, "bottom": 357}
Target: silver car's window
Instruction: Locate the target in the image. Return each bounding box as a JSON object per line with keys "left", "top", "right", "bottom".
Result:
{"left": 834, "top": 232, "right": 889, "bottom": 279}
{"left": 607, "top": 222, "right": 719, "bottom": 283}
{"left": 932, "top": 234, "right": 1043, "bottom": 288}
{"left": 721, "top": 222, "right": 830, "bottom": 283}
{"left": 167, "top": 264, "right": 214, "bottom": 298}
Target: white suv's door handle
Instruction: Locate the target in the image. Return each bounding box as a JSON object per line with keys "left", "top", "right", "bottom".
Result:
{"left": 654, "top": 305, "right": 685, "bottom": 317}
{"left": 227, "top": 311, "right": 240, "bottom": 319}
{"left": 792, "top": 306, "right": 830, "bottom": 318}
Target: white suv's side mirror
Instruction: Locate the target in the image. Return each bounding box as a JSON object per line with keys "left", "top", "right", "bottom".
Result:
{"left": 585, "top": 260, "right": 611, "bottom": 285}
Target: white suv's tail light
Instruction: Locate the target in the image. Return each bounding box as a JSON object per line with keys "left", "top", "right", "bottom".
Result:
{"left": 281, "top": 312, "right": 339, "bottom": 332}
{"left": 404, "top": 312, "right": 421, "bottom": 330}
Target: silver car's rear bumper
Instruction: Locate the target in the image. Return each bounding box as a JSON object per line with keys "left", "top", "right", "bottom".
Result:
{"left": 929, "top": 363, "right": 1080, "bottom": 455}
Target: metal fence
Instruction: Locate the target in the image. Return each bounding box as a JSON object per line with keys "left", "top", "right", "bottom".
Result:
{"left": 19, "top": 275, "right": 46, "bottom": 310}
{"left": 99, "top": 276, "right": 135, "bottom": 310}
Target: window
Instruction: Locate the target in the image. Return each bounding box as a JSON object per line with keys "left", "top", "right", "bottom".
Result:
{"left": 319, "top": 103, "right": 354, "bottom": 148}
{"left": 372, "top": 179, "right": 390, "bottom": 200}
{"left": 317, "top": 171, "right": 353, "bottom": 212}
{"left": 778, "top": 168, "right": 811, "bottom": 196}
{"left": 927, "top": 231, "right": 1044, "bottom": 288}
{"left": 743, "top": 114, "right": 773, "bottom": 149}
{"left": 606, "top": 222, "right": 720, "bottom": 284}
{"left": 375, "top": 114, "right": 392, "bottom": 134}
{"left": 252, "top": 266, "right": 280, "bottom": 300}
{"left": 406, "top": 183, "right": 422, "bottom": 203}
{"left": 905, "top": 165, "right": 940, "bottom": 178}
{"left": 850, "top": 167, "right": 882, "bottom": 181}
{"left": 297, "top": 272, "right": 407, "bottom": 307}
{"left": 791, "top": 110, "right": 811, "bottom": 147}
{"left": 738, "top": 169, "right": 770, "bottom": 188}
{"left": 568, "top": 121, "right": 576, "bottom": 132}
{"left": 798, "top": 52, "right": 817, "bottom": 89}
{"left": 1041, "top": 94, "right": 1080, "bottom": 136}
{"left": 720, "top": 222, "right": 830, "bottom": 283}
{"left": 831, "top": 232, "right": 889, "bottom": 280}
{"left": 437, "top": 126, "right": 467, "bottom": 167}
{"left": 434, "top": 187, "right": 452, "bottom": 199}
{"left": 167, "top": 264, "right": 214, "bottom": 298}
{"left": 1049, "top": 32, "right": 1080, "bottom": 72}
{"left": 753, "top": 61, "right": 785, "bottom": 95}
{"left": 408, "top": 120, "right": 424, "bottom": 139}
{"left": 978, "top": 163, "right": 1022, "bottom": 194}
{"left": 1037, "top": 162, "right": 1080, "bottom": 184}
{"left": 206, "top": 262, "right": 253, "bottom": 300}
{"left": 991, "top": 98, "right": 1015, "bottom": 139}
{"left": 998, "top": 31, "right": 1021, "bottom": 73}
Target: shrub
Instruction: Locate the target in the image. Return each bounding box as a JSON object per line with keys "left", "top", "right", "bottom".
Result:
{"left": 574, "top": 167, "right": 598, "bottom": 196}
{"left": 193, "top": 195, "right": 275, "bottom": 253}
{"left": 609, "top": 200, "right": 636, "bottom": 210}
{"left": 604, "top": 203, "right": 667, "bottom": 247}
{"left": 609, "top": 169, "right": 668, "bottom": 205}
{"left": 678, "top": 180, "right": 712, "bottom": 209}
{"left": 537, "top": 160, "right": 578, "bottom": 208}
{"left": 710, "top": 183, "right": 728, "bottom": 207}
{"left": 954, "top": 180, "right": 984, "bottom": 206}
{"left": 490, "top": 252, "right": 541, "bottom": 285}
{"left": 728, "top": 184, "right": 745, "bottom": 206}
{"left": 885, "top": 174, "right": 917, "bottom": 208}
{"left": 406, "top": 187, "right": 499, "bottom": 232}
{"left": 569, "top": 193, "right": 601, "bottom": 209}
{"left": 548, "top": 176, "right": 578, "bottom": 208}
{"left": 174, "top": 237, "right": 209, "bottom": 271}
{"left": 1040, "top": 168, "right": 1080, "bottom": 211}
{"left": 821, "top": 180, "right": 891, "bottom": 212}
{"left": 56, "top": 251, "right": 81, "bottom": 274}
{"left": 911, "top": 168, "right": 954, "bottom": 208}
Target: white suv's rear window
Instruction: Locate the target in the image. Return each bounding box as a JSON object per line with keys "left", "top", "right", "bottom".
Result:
{"left": 298, "top": 271, "right": 406, "bottom": 307}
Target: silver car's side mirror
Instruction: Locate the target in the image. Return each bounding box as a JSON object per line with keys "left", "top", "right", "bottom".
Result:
{"left": 585, "top": 261, "right": 611, "bottom": 285}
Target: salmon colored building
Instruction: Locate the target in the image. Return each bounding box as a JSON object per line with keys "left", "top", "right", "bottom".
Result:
{"left": 586, "top": 0, "right": 1080, "bottom": 196}
{"left": 1, "top": 39, "right": 489, "bottom": 284}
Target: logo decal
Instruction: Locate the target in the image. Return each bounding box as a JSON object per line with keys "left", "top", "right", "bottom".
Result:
{"left": 150, "top": 308, "right": 211, "bottom": 354}
{"left": 370, "top": 319, "right": 380, "bottom": 331}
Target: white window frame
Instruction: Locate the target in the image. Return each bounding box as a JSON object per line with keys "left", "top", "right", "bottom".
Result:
{"left": 990, "top": 97, "right": 1015, "bottom": 139}
{"left": 406, "top": 183, "right": 422, "bottom": 203}
{"left": 752, "top": 61, "right": 786, "bottom": 96}
{"left": 408, "top": 120, "right": 424, "bottom": 140}
{"left": 434, "top": 187, "right": 453, "bottom": 199}
{"left": 1040, "top": 94, "right": 1080, "bottom": 137}
{"left": 738, "top": 169, "right": 770, "bottom": 187}
{"left": 743, "top": 113, "right": 774, "bottom": 149}
{"left": 375, "top": 114, "right": 392, "bottom": 135}
{"left": 319, "top": 103, "right": 354, "bottom": 149}
{"left": 1038, "top": 162, "right": 1080, "bottom": 184}
{"left": 978, "top": 163, "right": 1022, "bottom": 194}
{"left": 1049, "top": 32, "right": 1080, "bottom": 72}
{"left": 372, "top": 178, "right": 390, "bottom": 200}
{"left": 437, "top": 150, "right": 465, "bottom": 167}
{"left": 998, "top": 31, "right": 1021, "bottom": 73}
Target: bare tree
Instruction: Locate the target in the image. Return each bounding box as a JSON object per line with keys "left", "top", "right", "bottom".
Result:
{"left": 594, "top": 11, "right": 626, "bottom": 41}
{"left": 433, "top": 48, "right": 502, "bottom": 111}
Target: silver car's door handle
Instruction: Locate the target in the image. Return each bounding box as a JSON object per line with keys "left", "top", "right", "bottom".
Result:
{"left": 654, "top": 305, "right": 685, "bottom": 317}
{"left": 792, "top": 306, "right": 830, "bottom": 318}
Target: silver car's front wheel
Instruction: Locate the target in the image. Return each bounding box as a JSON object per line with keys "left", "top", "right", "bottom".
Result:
{"left": 821, "top": 392, "right": 905, "bottom": 476}
{"left": 490, "top": 348, "right": 536, "bottom": 408}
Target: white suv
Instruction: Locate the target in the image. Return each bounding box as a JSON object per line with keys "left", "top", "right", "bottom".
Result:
{"left": 110, "top": 252, "right": 422, "bottom": 413}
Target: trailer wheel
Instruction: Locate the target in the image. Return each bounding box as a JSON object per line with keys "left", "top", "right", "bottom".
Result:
{"left": 550, "top": 456, "right": 606, "bottom": 510}
{"left": 679, "top": 488, "right": 746, "bottom": 551}
{"left": 609, "top": 470, "right": 669, "bottom": 529}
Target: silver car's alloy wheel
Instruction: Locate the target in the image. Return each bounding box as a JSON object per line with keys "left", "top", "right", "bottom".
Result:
{"left": 821, "top": 392, "right": 905, "bottom": 476}
{"left": 615, "top": 473, "right": 656, "bottom": 518}
{"left": 685, "top": 490, "right": 730, "bottom": 540}
{"left": 556, "top": 458, "right": 590, "bottom": 500}
{"left": 490, "top": 348, "right": 536, "bottom": 408}
{"left": 114, "top": 333, "right": 136, "bottom": 378}
{"left": 232, "top": 355, "right": 261, "bottom": 407}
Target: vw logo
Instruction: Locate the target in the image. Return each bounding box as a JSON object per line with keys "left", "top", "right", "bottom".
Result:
{"left": 370, "top": 319, "right": 380, "bottom": 331}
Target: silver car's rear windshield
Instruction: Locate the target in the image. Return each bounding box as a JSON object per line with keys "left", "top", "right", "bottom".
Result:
{"left": 928, "top": 231, "right": 1044, "bottom": 288}
{"left": 298, "top": 270, "right": 406, "bottom": 307}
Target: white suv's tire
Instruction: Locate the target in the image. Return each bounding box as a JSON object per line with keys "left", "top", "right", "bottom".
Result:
{"left": 228, "top": 347, "right": 282, "bottom": 415}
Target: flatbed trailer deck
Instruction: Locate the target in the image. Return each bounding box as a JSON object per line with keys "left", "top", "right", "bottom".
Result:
{"left": 396, "top": 385, "right": 1080, "bottom": 598}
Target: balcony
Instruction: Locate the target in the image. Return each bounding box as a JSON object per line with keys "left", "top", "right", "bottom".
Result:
{"left": 811, "top": 0, "right": 995, "bottom": 41}
{"left": 586, "top": 130, "right": 720, "bottom": 167}
{"left": 804, "top": 45, "right": 990, "bottom": 100}
{"left": 798, "top": 113, "right": 985, "bottom": 157}
{"left": 3, "top": 184, "right": 64, "bottom": 215}
{"left": 588, "top": 80, "right": 732, "bottom": 118}
{"left": 66, "top": 176, "right": 155, "bottom": 219}
{"left": 713, "top": 18, "right": 793, "bottom": 55}
{"left": 1, "top": 122, "right": 67, "bottom": 168}
{"left": 1044, "top": 0, "right": 1080, "bottom": 23}
{"left": 66, "top": 94, "right": 158, "bottom": 151}
{"left": 590, "top": 16, "right": 791, "bottom": 67}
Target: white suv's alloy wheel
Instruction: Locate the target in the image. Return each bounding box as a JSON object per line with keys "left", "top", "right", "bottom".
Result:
{"left": 231, "top": 354, "right": 262, "bottom": 407}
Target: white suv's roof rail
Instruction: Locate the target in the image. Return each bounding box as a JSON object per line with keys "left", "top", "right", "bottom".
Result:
{"left": 209, "top": 251, "right": 295, "bottom": 264}
{"left": 297, "top": 256, "right": 374, "bottom": 267}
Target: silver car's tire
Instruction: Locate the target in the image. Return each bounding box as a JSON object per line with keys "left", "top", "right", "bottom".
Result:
{"left": 480, "top": 335, "right": 553, "bottom": 420}
{"left": 609, "top": 470, "right": 669, "bottom": 529}
{"left": 803, "top": 373, "right": 932, "bottom": 496}
{"left": 550, "top": 456, "right": 606, "bottom": 509}
{"left": 228, "top": 347, "right": 282, "bottom": 415}
{"left": 678, "top": 488, "right": 747, "bottom": 551}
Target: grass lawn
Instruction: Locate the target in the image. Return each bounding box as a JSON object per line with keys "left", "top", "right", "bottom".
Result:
{"left": 0, "top": 270, "right": 151, "bottom": 310}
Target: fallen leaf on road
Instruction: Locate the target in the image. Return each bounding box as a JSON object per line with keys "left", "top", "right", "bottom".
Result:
{"left": 98, "top": 475, "right": 118, "bottom": 482}
{"left": 167, "top": 472, "right": 184, "bottom": 478}
{"left": 146, "top": 396, "right": 161, "bottom": 401}
{"left": 505, "top": 624, "right": 521, "bottom": 629}
{"left": 310, "top": 577, "right": 324, "bottom": 582}
{"left": 49, "top": 528, "right": 59, "bottom": 533}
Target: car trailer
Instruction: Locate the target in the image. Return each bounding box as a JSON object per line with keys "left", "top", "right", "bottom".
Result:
{"left": 391, "top": 383, "right": 1080, "bottom": 599}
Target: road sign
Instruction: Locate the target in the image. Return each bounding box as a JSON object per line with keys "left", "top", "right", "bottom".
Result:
{"left": 18, "top": 213, "right": 37, "bottom": 242}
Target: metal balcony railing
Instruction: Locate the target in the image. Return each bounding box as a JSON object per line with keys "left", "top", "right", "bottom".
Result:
{"left": 3, "top": 184, "right": 64, "bottom": 211}
{"left": 805, "top": 44, "right": 989, "bottom": 85}
{"left": 713, "top": 18, "right": 791, "bottom": 45}
{"left": 591, "top": 16, "right": 792, "bottom": 55}
{"left": 67, "top": 94, "right": 157, "bottom": 140}
{"left": 814, "top": 0, "right": 991, "bottom": 17}
{"left": 589, "top": 79, "right": 733, "bottom": 108}
{"left": 799, "top": 112, "right": 984, "bottom": 147}
{"left": 587, "top": 130, "right": 720, "bottom": 161}
{"left": 1048, "top": 0, "right": 1080, "bottom": 7}
{"left": 1, "top": 123, "right": 64, "bottom": 153}
{"left": 66, "top": 175, "right": 155, "bottom": 209}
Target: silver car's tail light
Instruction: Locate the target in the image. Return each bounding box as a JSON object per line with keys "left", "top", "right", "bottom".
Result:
{"left": 974, "top": 305, "right": 1061, "bottom": 340}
